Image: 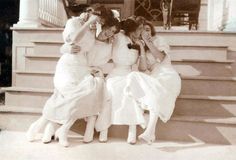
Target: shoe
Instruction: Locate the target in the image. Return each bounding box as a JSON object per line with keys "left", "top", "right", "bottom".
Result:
{"left": 138, "top": 133, "right": 155, "bottom": 145}
{"left": 26, "top": 122, "right": 39, "bottom": 142}
{"left": 83, "top": 116, "right": 96, "bottom": 143}
{"left": 127, "top": 126, "right": 136, "bottom": 144}
{"left": 83, "top": 129, "right": 94, "bottom": 143}
{"left": 42, "top": 123, "right": 55, "bottom": 144}
{"left": 55, "top": 128, "right": 69, "bottom": 147}
{"left": 127, "top": 132, "right": 136, "bottom": 144}
{"left": 99, "top": 130, "right": 108, "bottom": 143}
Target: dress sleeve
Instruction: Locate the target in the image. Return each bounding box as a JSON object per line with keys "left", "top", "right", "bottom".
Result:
{"left": 62, "top": 17, "right": 82, "bottom": 44}
{"left": 153, "top": 36, "right": 170, "bottom": 54}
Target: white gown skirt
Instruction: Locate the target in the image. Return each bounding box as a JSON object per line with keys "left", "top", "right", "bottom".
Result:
{"left": 42, "top": 54, "right": 104, "bottom": 124}
{"left": 106, "top": 76, "right": 145, "bottom": 126}
{"left": 126, "top": 65, "right": 181, "bottom": 123}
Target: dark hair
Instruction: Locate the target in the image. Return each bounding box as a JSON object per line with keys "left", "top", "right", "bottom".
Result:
{"left": 93, "top": 5, "right": 114, "bottom": 26}
{"left": 102, "top": 18, "right": 121, "bottom": 34}
{"left": 120, "top": 18, "right": 140, "bottom": 36}
{"left": 144, "top": 20, "right": 156, "bottom": 36}
{"left": 135, "top": 16, "right": 146, "bottom": 26}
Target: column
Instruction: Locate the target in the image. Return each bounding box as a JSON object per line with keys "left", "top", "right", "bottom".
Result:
{"left": 198, "top": 0, "right": 208, "bottom": 30}
{"left": 14, "top": 0, "right": 41, "bottom": 28}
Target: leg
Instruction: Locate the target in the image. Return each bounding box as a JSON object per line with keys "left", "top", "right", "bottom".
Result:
{"left": 127, "top": 125, "right": 137, "bottom": 144}
{"left": 99, "top": 129, "right": 108, "bottom": 142}
{"left": 138, "top": 112, "right": 158, "bottom": 144}
{"left": 55, "top": 118, "right": 76, "bottom": 147}
{"left": 96, "top": 99, "right": 112, "bottom": 142}
{"left": 83, "top": 115, "right": 96, "bottom": 143}
{"left": 26, "top": 116, "right": 48, "bottom": 142}
{"left": 42, "top": 121, "right": 56, "bottom": 143}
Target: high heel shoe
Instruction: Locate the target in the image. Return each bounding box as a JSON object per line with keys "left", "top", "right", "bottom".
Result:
{"left": 99, "top": 130, "right": 108, "bottom": 143}
{"left": 83, "top": 128, "right": 94, "bottom": 143}
{"left": 127, "top": 132, "right": 136, "bottom": 144}
{"left": 42, "top": 123, "right": 55, "bottom": 144}
{"left": 55, "top": 128, "right": 69, "bottom": 147}
{"left": 26, "top": 122, "right": 40, "bottom": 142}
{"left": 138, "top": 133, "right": 155, "bottom": 145}
{"left": 127, "top": 126, "right": 136, "bottom": 145}
{"left": 83, "top": 116, "right": 96, "bottom": 143}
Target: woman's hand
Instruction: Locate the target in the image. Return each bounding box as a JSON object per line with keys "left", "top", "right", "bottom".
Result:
{"left": 141, "top": 31, "right": 152, "bottom": 44}
{"left": 135, "top": 39, "right": 145, "bottom": 48}
{"left": 70, "top": 44, "right": 81, "bottom": 54}
{"left": 90, "top": 67, "right": 104, "bottom": 78}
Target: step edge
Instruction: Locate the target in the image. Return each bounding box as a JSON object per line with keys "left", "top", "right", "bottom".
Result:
{"left": 3, "top": 87, "right": 236, "bottom": 101}
{"left": 0, "top": 105, "right": 42, "bottom": 114}
{"left": 179, "top": 95, "right": 236, "bottom": 101}
{"left": 171, "top": 115, "right": 236, "bottom": 125}
{"left": 172, "top": 59, "right": 235, "bottom": 63}
{"left": 25, "top": 54, "right": 61, "bottom": 58}
{"left": 2, "top": 87, "right": 53, "bottom": 93}
{"left": 13, "top": 70, "right": 236, "bottom": 81}
{"left": 24, "top": 54, "right": 235, "bottom": 64}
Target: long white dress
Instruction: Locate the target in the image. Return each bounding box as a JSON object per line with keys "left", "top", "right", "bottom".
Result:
{"left": 95, "top": 32, "right": 146, "bottom": 131}
{"left": 126, "top": 37, "right": 181, "bottom": 122}
{"left": 42, "top": 17, "right": 112, "bottom": 124}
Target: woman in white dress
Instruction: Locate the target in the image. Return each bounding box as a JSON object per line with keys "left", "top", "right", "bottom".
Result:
{"left": 26, "top": 7, "right": 120, "bottom": 147}
{"left": 125, "top": 20, "right": 181, "bottom": 144}
{"left": 96, "top": 18, "right": 147, "bottom": 144}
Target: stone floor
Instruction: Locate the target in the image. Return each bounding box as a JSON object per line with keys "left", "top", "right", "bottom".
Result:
{"left": 0, "top": 130, "right": 236, "bottom": 160}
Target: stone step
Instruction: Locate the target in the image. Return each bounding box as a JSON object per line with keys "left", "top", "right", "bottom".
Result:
{"left": 25, "top": 54, "right": 59, "bottom": 72}
{"left": 3, "top": 86, "right": 236, "bottom": 117}
{"left": 172, "top": 59, "right": 234, "bottom": 77}
{"left": 31, "top": 40, "right": 228, "bottom": 61}
{"left": 32, "top": 40, "right": 62, "bottom": 55}
{"left": 181, "top": 76, "right": 236, "bottom": 96}
{"left": 108, "top": 115, "right": 236, "bottom": 144}
{"left": 1, "top": 105, "right": 236, "bottom": 144}
{"left": 13, "top": 71, "right": 236, "bottom": 96}
{"left": 14, "top": 70, "right": 54, "bottom": 89}
{"left": 155, "top": 115, "right": 236, "bottom": 144}
{"left": 24, "top": 54, "right": 234, "bottom": 77}
{"left": 169, "top": 45, "right": 228, "bottom": 61}
{"left": 3, "top": 87, "right": 52, "bottom": 108}
{"left": 174, "top": 95, "right": 236, "bottom": 117}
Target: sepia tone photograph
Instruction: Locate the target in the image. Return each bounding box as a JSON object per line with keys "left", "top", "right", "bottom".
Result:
{"left": 0, "top": 0, "right": 236, "bottom": 159}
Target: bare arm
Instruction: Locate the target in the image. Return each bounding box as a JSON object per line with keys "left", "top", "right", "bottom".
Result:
{"left": 137, "top": 40, "right": 148, "bottom": 72}
{"left": 63, "top": 14, "right": 99, "bottom": 44}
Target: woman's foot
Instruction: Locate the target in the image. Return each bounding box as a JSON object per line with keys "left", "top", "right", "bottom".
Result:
{"left": 138, "top": 133, "right": 155, "bottom": 145}
{"left": 55, "top": 128, "right": 69, "bottom": 147}
{"left": 99, "top": 130, "right": 108, "bottom": 143}
{"left": 26, "top": 122, "right": 38, "bottom": 142}
{"left": 83, "top": 129, "right": 94, "bottom": 143}
{"left": 83, "top": 116, "right": 96, "bottom": 143}
{"left": 42, "top": 122, "right": 55, "bottom": 144}
{"left": 26, "top": 117, "right": 48, "bottom": 142}
{"left": 127, "top": 125, "right": 136, "bottom": 144}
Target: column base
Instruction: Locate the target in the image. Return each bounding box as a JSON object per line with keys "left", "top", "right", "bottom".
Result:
{"left": 13, "top": 21, "right": 42, "bottom": 28}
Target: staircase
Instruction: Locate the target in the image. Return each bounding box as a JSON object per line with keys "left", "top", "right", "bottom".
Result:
{"left": 1, "top": 27, "right": 236, "bottom": 144}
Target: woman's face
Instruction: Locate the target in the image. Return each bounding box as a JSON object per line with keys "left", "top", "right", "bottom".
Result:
{"left": 130, "top": 24, "right": 143, "bottom": 39}
{"left": 143, "top": 24, "right": 152, "bottom": 37}
{"left": 103, "top": 26, "right": 117, "bottom": 38}
{"left": 98, "top": 26, "right": 117, "bottom": 41}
